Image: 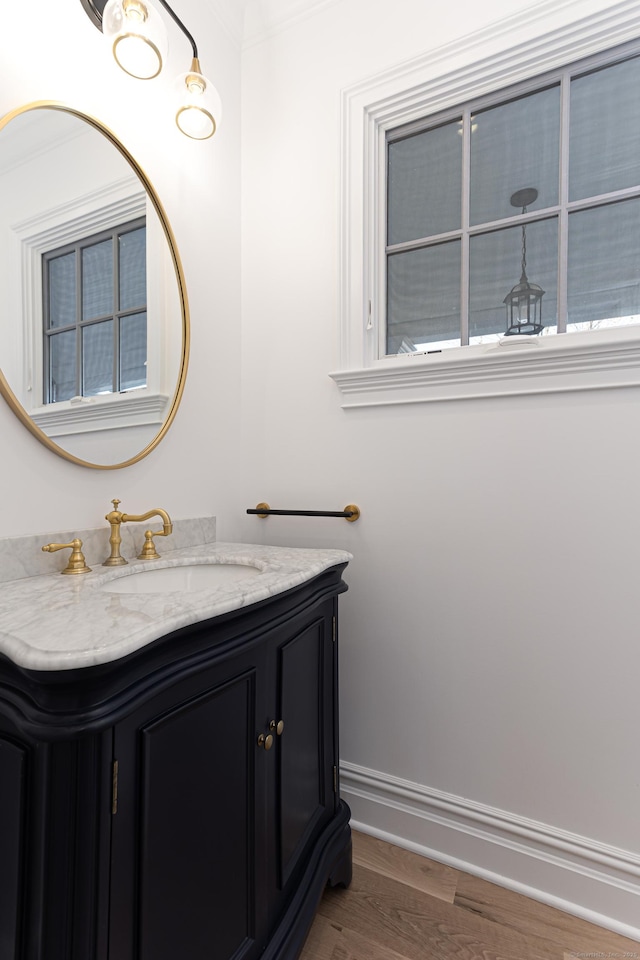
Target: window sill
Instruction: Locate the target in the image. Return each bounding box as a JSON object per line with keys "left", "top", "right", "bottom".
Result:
{"left": 31, "top": 392, "right": 170, "bottom": 437}
{"left": 329, "top": 328, "right": 640, "bottom": 407}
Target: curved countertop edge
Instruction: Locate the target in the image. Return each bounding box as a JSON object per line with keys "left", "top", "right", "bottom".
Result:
{"left": 0, "top": 542, "right": 353, "bottom": 672}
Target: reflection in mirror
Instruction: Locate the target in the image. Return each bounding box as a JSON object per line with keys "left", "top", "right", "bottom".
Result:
{"left": 0, "top": 103, "right": 189, "bottom": 468}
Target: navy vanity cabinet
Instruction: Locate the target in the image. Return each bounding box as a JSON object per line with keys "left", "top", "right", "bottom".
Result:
{"left": 108, "top": 641, "right": 269, "bottom": 960}
{"left": 0, "top": 722, "right": 29, "bottom": 959}
{"left": 269, "top": 598, "right": 341, "bottom": 910}
{"left": 0, "top": 564, "right": 352, "bottom": 960}
{"left": 0, "top": 690, "right": 113, "bottom": 960}
{"left": 107, "top": 585, "right": 351, "bottom": 960}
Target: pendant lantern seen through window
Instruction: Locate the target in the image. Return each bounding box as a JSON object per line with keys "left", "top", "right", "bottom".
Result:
{"left": 503, "top": 187, "right": 545, "bottom": 336}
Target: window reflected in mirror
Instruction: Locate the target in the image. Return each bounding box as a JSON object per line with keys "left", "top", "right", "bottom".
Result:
{"left": 0, "top": 103, "right": 188, "bottom": 469}
{"left": 43, "top": 219, "right": 147, "bottom": 403}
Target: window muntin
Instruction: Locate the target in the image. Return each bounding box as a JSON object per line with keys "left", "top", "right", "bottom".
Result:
{"left": 43, "top": 219, "right": 147, "bottom": 404}
{"left": 384, "top": 50, "right": 640, "bottom": 356}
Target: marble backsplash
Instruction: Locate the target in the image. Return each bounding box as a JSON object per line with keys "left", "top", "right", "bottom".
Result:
{"left": 0, "top": 516, "right": 217, "bottom": 584}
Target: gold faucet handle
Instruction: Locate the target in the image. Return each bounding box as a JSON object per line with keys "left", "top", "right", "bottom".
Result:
{"left": 42, "top": 538, "right": 92, "bottom": 575}
{"left": 137, "top": 529, "right": 166, "bottom": 560}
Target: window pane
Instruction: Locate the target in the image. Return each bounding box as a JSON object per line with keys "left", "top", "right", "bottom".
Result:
{"left": 570, "top": 57, "right": 640, "bottom": 202}
{"left": 469, "top": 218, "right": 558, "bottom": 341}
{"left": 567, "top": 199, "right": 640, "bottom": 331}
{"left": 83, "top": 320, "right": 114, "bottom": 396}
{"left": 470, "top": 86, "right": 560, "bottom": 226}
{"left": 48, "top": 253, "right": 76, "bottom": 329}
{"left": 120, "top": 312, "right": 147, "bottom": 390}
{"left": 120, "top": 226, "right": 147, "bottom": 311}
{"left": 387, "top": 241, "right": 461, "bottom": 352}
{"left": 49, "top": 330, "right": 76, "bottom": 401}
{"left": 387, "top": 122, "right": 462, "bottom": 244}
{"left": 82, "top": 239, "right": 113, "bottom": 320}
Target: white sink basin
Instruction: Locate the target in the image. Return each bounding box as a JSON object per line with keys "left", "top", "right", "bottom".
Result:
{"left": 101, "top": 562, "right": 262, "bottom": 595}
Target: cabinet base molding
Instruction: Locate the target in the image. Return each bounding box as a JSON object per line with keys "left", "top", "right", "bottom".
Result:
{"left": 262, "top": 803, "right": 352, "bottom": 960}
{"left": 341, "top": 761, "right": 640, "bottom": 943}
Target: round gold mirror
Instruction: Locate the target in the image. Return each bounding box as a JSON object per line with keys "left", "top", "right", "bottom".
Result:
{"left": 0, "top": 102, "right": 189, "bottom": 469}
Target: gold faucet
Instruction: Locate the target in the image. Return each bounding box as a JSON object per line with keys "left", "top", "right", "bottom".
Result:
{"left": 103, "top": 499, "right": 173, "bottom": 565}
{"left": 42, "top": 538, "right": 91, "bottom": 575}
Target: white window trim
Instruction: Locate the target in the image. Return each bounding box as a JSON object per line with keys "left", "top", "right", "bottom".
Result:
{"left": 31, "top": 392, "right": 169, "bottom": 437}
{"left": 12, "top": 175, "right": 168, "bottom": 436}
{"left": 330, "top": 0, "right": 640, "bottom": 406}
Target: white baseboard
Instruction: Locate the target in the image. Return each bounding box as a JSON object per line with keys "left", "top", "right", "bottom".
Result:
{"left": 341, "top": 761, "right": 640, "bottom": 943}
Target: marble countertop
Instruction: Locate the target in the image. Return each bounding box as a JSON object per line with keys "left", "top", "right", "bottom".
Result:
{"left": 0, "top": 542, "right": 352, "bottom": 672}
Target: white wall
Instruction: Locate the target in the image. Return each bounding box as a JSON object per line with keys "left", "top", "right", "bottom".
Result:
{"left": 2, "top": 0, "right": 639, "bottom": 939}
{"left": 0, "top": 0, "right": 243, "bottom": 539}
{"left": 241, "top": 0, "right": 640, "bottom": 937}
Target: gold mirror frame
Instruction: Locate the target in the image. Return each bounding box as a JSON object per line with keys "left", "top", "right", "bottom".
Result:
{"left": 0, "top": 101, "right": 190, "bottom": 470}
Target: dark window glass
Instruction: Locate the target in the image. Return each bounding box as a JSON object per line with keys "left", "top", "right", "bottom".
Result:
{"left": 49, "top": 330, "right": 76, "bottom": 402}
{"left": 568, "top": 199, "right": 640, "bottom": 330}
{"left": 470, "top": 86, "right": 560, "bottom": 226}
{"left": 82, "top": 239, "right": 113, "bottom": 320}
{"left": 469, "top": 218, "right": 558, "bottom": 341}
{"left": 120, "top": 226, "right": 147, "bottom": 311}
{"left": 388, "top": 121, "right": 462, "bottom": 244}
{"left": 83, "top": 320, "right": 114, "bottom": 396}
{"left": 569, "top": 56, "right": 640, "bottom": 202}
{"left": 42, "top": 218, "right": 146, "bottom": 402}
{"left": 385, "top": 45, "right": 640, "bottom": 354}
{"left": 387, "top": 241, "right": 461, "bottom": 352}
{"left": 120, "top": 312, "right": 148, "bottom": 390}
{"left": 48, "top": 253, "right": 76, "bottom": 329}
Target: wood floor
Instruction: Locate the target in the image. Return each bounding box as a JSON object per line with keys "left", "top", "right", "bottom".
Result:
{"left": 300, "top": 831, "right": 640, "bottom": 960}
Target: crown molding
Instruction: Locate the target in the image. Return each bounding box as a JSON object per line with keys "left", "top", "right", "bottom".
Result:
{"left": 242, "top": 0, "right": 342, "bottom": 49}
{"left": 202, "top": 0, "right": 247, "bottom": 48}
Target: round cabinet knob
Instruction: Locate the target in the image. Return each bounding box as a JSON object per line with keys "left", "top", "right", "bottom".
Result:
{"left": 269, "top": 719, "right": 285, "bottom": 736}
{"left": 257, "top": 733, "right": 274, "bottom": 751}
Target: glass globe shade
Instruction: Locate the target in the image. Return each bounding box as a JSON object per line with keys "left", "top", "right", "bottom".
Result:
{"left": 102, "top": 0, "right": 169, "bottom": 80}
{"left": 175, "top": 64, "right": 222, "bottom": 140}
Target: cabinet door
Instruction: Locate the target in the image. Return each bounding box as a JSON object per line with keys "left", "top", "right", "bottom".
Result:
{"left": 272, "top": 599, "right": 337, "bottom": 895}
{"left": 0, "top": 733, "right": 26, "bottom": 960}
{"left": 109, "top": 648, "right": 268, "bottom": 960}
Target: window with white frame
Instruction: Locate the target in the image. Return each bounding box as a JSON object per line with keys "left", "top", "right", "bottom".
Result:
{"left": 11, "top": 180, "right": 177, "bottom": 441}
{"left": 332, "top": 6, "right": 640, "bottom": 406}
{"left": 385, "top": 50, "right": 640, "bottom": 356}
{"left": 43, "top": 218, "right": 147, "bottom": 403}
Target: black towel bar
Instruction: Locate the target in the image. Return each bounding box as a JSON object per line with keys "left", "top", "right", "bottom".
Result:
{"left": 247, "top": 503, "right": 360, "bottom": 522}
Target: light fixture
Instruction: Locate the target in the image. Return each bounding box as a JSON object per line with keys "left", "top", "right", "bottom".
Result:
{"left": 79, "top": 0, "right": 221, "bottom": 139}
{"left": 174, "top": 58, "right": 221, "bottom": 140}
{"left": 503, "top": 187, "right": 544, "bottom": 336}
{"left": 102, "top": 0, "right": 168, "bottom": 79}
